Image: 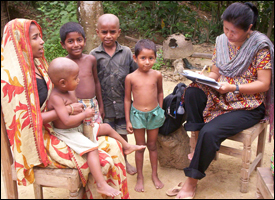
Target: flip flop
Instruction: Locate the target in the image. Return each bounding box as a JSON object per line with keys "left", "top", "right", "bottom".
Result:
{"left": 175, "top": 187, "right": 196, "bottom": 199}
{"left": 166, "top": 182, "right": 184, "bottom": 197}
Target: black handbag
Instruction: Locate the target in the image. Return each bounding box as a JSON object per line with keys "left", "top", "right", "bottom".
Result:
{"left": 159, "top": 82, "right": 187, "bottom": 135}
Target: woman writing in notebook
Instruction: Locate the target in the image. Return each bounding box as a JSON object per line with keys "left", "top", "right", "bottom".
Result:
{"left": 166, "top": 2, "right": 274, "bottom": 199}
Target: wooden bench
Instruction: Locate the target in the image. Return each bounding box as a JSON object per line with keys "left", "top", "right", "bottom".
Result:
{"left": 190, "top": 122, "right": 268, "bottom": 193}
{"left": 256, "top": 167, "right": 274, "bottom": 199}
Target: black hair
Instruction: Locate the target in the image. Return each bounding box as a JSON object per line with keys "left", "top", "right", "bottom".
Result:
{"left": 59, "top": 22, "right": 85, "bottom": 43}
{"left": 221, "top": 2, "right": 258, "bottom": 31}
{"left": 134, "top": 39, "right": 157, "bottom": 57}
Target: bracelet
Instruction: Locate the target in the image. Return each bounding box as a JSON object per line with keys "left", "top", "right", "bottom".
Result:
{"left": 69, "top": 104, "right": 74, "bottom": 115}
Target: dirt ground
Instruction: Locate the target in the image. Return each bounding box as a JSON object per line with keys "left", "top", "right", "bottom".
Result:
{"left": 1, "top": 42, "right": 274, "bottom": 199}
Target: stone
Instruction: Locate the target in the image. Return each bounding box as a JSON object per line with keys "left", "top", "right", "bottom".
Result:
{"left": 163, "top": 34, "right": 194, "bottom": 59}
{"left": 157, "top": 126, "right": 190, "bottom": 169}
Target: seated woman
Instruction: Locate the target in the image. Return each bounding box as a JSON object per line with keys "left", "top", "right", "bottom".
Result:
{"left": 1, "top": 18, "right": 130, "bottom": 199}
{"left": 167, "top": 2, "right": 274, "bottom": 199}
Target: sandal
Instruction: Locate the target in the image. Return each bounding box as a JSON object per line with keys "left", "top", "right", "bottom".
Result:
{"left": 166, "top": 182, "right": 184, "bottom": 197}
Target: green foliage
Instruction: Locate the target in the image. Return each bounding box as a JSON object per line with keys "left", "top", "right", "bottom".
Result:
{"left": 103, "top": 1, "right": 273, "bottom": 44}
{"left": 35, "top": 1, "right": 78, "bottom": 62}
{"left": 102, "top": 1, "right": 223, "bottom": 43}
{"left": 153, "top": 49, "right": 164, "bottom": 70}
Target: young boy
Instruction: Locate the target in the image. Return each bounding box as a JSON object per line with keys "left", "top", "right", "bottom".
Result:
{"left": 90, "top": 14, "right": 138, "bottom": 175}
{"left": 47, "top": 57, "right": 146, "bottom": 197}
{"left": 59, "top": 22, "right": 103, "bottom": 124}
{"left": 124, "top": 39, "right": 165, "bottom": 192}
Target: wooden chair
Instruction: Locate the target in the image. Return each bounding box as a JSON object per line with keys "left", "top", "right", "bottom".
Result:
{"left": 189, "top": 122, "right": 268, "bottom": 193}
{"left": 256, "top": 167, "right": 274, "bottom": 199}
{"left": 1, "top": 110, "right": 84, "bottom": 199}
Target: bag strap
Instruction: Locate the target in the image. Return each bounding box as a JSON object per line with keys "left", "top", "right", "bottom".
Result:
{"left": 166, "top": 95, "right": 177, "bottom": 116}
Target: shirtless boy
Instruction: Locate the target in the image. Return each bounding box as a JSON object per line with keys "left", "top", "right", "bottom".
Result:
{"left": 47, "top": 57, "right": 145, "bottom": 197}
{"left": 124, "top": 39, "right": 165, "bottom": 192}
{"left": 60, "top": 22, "right": 103, "bottom": 123}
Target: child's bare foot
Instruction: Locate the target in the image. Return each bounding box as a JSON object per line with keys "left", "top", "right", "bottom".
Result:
{"left": 188, "top": 152, "right": 194, "bottom": 161}
{"left": 135, "top": 175, "right": 144, "bottom": 192}
{"left": 96, "top": 182, "right": 121, "bottom": 197}
{"left": 123, "top": 144, "right": 146, "bottom": 155}
{"left": 126, "top": 161, "right": 137, "bottom": 175}
{"left": 152, "top": 175, "right": 164, "bottom": 189}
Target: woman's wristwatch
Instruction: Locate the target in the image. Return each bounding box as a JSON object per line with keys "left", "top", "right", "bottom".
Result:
{"left": 234, "top": 84, "right": 240, "bottom": 94}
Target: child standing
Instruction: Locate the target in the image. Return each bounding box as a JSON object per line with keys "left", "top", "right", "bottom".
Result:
{"left": 90, "top": 14, "right": 138, "bottom": 175}
{"left": 47, "top": 57, "right": 146, "bottom": 197}
{"left": 124, "top": 39, "right": 165, "bottom": 192}
{"left": 60, "top": 22, "right": 103, "bottom": 123}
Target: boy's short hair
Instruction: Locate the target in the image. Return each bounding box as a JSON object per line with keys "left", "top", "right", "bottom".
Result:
{"left": 60, "top": 22, "right": 85, "bottom": 43}
{"left": 134, "top": 39, "right": 157, "bottom": 57}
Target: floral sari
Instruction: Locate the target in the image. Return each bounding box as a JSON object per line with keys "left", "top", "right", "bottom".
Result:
{"left": 1, "top": 18, "right": 129, "bottom": 199}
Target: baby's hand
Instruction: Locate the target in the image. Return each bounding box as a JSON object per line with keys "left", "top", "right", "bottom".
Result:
{"left": 84, "top": 107, "right": 95, "bottom": 118}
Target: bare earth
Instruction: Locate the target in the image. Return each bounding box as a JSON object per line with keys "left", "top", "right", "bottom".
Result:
{"left": 1, "top": 43, "right": 273, "bottom": 199}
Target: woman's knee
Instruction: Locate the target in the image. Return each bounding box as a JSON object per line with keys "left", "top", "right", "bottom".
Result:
{"left": 185, "top": 87, "right": 206, "bottom": 100}
{"left": 199, "top": 127, "right": 221, "bottom": 150}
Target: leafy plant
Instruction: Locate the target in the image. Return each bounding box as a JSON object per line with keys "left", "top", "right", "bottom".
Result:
{"left": 35, "top": 1, "right": 78, "bottom": 62}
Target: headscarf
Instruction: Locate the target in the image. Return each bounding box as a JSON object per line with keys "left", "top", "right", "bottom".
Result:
{"left": 215, "top": 31, "right": 274, "bottom": 141}
{"left": 1, "top": 19, "right": 93, "bottom": 187}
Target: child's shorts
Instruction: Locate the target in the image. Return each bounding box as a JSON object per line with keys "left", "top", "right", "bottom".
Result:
{"left": 130, "top": 104, "right": 165, "bottom": 130}
{"left": 53, "top": 123, "right": 100, "bottom": 156}
{"left": 78, "top": 97, "right": 103, "bottom": 124}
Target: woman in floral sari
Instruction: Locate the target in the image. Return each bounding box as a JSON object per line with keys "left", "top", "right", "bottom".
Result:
{"left": 167, "top": 2, "right": 274, "bottom": 199}
{"left": 1, "top": 18, "right": 129, "bottom": 199}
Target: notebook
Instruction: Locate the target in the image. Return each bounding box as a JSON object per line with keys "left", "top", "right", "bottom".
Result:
{"left": 180, "top": 70, "right": 221, "bottom": 89}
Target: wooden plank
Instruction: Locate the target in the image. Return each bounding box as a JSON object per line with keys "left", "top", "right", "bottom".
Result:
{"left": 249, "top": 153, "right": 262, "bottom": 175}
{"left": 256, "top": 167, "right": 274, "bottom": 199}
{"left": 1, "top": 109, "right": 18, "bottom": 199}
{"left": 190, "top": 52, "right": 212, "bottom": 59}
{"left": 218, "top": 145, "right": 242, "bottom": 158}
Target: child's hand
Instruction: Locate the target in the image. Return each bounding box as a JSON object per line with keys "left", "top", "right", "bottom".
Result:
{"left": 126, "top": 123, "right": 134, "bottom": 134}
{"left": 84, "top": 107, "right": 95, "bottom": 118}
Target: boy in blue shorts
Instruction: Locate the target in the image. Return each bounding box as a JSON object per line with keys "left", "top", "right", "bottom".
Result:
{"left": 60, "top": 22, "right": 104, "bottom": 124}
{"left": 124, "top": 39, "right": 165, "bottom": 192}
{"left": 90, "top": 14, "right": 138, "bottom": 175}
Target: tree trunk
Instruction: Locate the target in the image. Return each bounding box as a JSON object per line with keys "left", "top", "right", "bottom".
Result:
{"left": 267, "top": 3, "right": 274, "bottom": 39}
{"left": 77, "top": 1, "right": 104, "bottom": 54}
{"left": 1, "top": 1, "right": 10, "bottom": 39}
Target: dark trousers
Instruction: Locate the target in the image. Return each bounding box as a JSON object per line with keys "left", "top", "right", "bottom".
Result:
{"left": 183, "top": 87, "right": 265, "bottom": 179}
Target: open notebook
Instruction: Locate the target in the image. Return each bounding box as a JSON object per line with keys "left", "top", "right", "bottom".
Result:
{"left": 180, "top": 70, "right": 221, "bottom": 89}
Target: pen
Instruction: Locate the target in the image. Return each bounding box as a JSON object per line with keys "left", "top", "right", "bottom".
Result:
{"left": 201, "top": 65, "right": 208, "bottom": 73}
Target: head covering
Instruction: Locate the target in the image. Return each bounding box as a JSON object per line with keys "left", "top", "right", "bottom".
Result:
{"left": 1, "top": 19, "right": 52, "bottom": 185}
{"left": 215, "top": 31, "right": 274, "bottom": 141}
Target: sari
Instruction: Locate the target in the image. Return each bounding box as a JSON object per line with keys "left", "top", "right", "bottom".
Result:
{"left": 1, "top": 18, "right": 129, "bottom": 199}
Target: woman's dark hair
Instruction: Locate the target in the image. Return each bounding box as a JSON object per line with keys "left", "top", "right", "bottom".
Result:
{"left": 221, "top": 2, "right": 258, "bottom": 31}
{"left": 134, "top": 39, "right": 157, "bottom": 57}
{"left": 59, "top": 22, "right": 85, "bottom": 43}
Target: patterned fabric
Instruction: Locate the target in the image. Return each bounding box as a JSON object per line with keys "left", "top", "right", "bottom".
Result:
{"left": 215, "top": 31, "right": 274, "bottom": 141}
{"left": 188, "top": 41, "right": 272, "bottom": 125}
{"left": 1, "top": 18, "right": 129, "bottom": 199}
{"left": 78, "top": 97, "right": 103, "bottom": 124}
